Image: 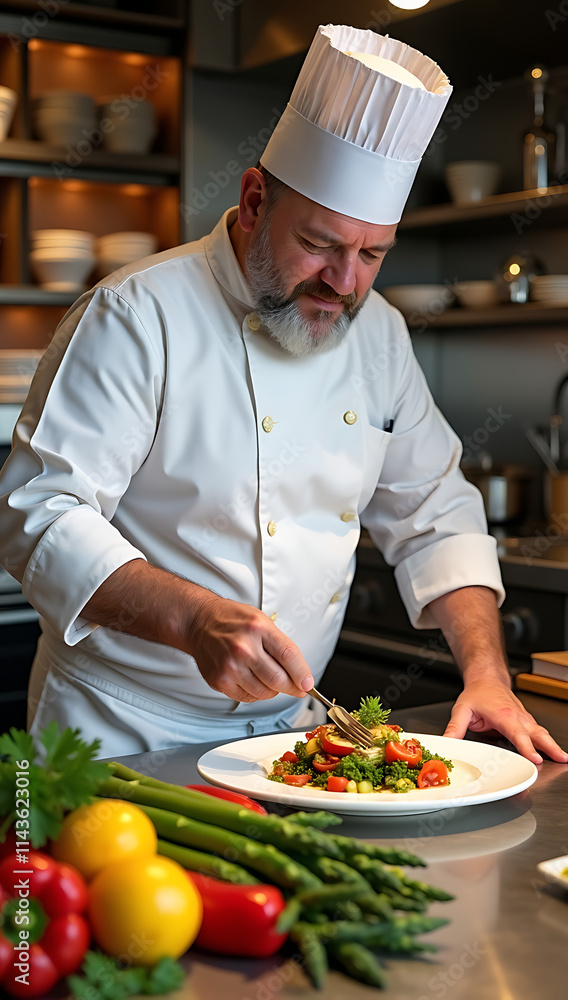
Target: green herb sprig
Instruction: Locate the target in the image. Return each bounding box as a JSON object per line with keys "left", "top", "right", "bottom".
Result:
{"left": 352, "top": 695, "right": 391, "bottom": 728}
{"left": 0, "top": 722, "right": 111, "bottom": 848}
{"left": 68, "top": 952, "right": 185, "bottom": 1000}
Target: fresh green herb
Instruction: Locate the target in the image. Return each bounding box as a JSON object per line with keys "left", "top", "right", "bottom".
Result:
{"left": 0, "top": 723, "right": 110, "bottom": 848}
{"left": 67, "top": 952, "right": 185, "bottom": 1000}
{"left": 352, "top": 695, "right": 391, "bottom": 728}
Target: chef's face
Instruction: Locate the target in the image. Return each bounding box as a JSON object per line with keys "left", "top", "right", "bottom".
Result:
{"left": 242, "top": 170, "right": 398, "bottom": 357}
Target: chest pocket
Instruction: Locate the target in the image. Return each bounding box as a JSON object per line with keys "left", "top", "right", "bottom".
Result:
{"left": 358, "top": 425, "right": 392, "bottom": 513}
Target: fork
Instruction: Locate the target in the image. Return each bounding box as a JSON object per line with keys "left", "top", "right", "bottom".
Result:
{"left": 308, "top": 686, "right": 376, "bottom": 749}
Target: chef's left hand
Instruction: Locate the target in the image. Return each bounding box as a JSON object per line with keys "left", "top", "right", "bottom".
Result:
{"left": 443, "top": 679, "right": 568, "bottom": 765}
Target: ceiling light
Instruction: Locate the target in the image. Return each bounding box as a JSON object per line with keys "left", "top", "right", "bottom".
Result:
{"left": 389, "top": 0, "right": 431, "bottom": 9}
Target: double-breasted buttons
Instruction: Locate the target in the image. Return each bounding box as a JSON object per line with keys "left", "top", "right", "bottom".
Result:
{"left": 267, "top": 520, "right": 277, "bottom": 536}
{"left": 340, "top": 512, "right": 356, "bottom": 522}
{"left": 343, "top": 410, "right": 357, "bottom": 425}
{"left": 262, "top": 416, "right": 275, "bottom": 433}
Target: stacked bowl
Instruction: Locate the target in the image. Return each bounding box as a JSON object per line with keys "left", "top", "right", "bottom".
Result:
{"left": 0, "top": 86, "right": 17, "bottom": 142}
{"left": 381, "top": 284, "right": 456, "bottom": 317}
{"left": 97, "top": 98, "right": 157, "bottom": 154}
{"left": 444, "top": 161, "right": 501, "bottom": 204}
{"left": 30, "top": 229, "right": 95, "bottom": 292}
{"left": 531, "top": 275, "right": 568, "bottom": 305}
{"left": 32, "top": 91, "right": 96, "bottom": 146}
{"left": 95, "top": 231, "right": 157, "bottom": 278}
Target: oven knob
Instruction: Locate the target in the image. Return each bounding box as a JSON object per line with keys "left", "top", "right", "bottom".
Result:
{"left": 350, "top": 580, "right": 384, "bottom": 615}
{"left": 501, "top": 607, "right": 538, "bottom": 643}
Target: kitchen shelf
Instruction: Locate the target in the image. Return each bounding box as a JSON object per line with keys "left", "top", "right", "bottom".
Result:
{"left": 0, "top": 287, "right": 78, "bottom": 307}
{"left": 1, "top": 1, "right": 185, "bottom": 33}
{"left": 405, "top": 302, "right": 568, "bottom": 329}
{"left": 0, "top": 140, "right": 180, "bottom": 185}
{"left": 400, "top": 185, "right": 568, "bottom": 234}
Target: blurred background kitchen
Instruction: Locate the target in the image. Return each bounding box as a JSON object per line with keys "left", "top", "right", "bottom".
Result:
{"left": 1, "top": 0, "right": 568, "bottom": 729}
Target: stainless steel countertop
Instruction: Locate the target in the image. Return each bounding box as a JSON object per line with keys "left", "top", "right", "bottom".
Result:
{"left": 100, "top": 692, "right": 568, "bottom": 1000}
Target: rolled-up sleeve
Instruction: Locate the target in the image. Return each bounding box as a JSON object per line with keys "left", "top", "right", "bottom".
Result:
{"left": 0, "top": 285, "right": 164, "bottom": 643}
{"left": 360, "top": 314, "right": 504, "bottom": 628}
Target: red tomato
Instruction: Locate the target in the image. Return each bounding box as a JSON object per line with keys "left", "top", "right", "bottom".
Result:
{"left": 417, "top": 759, "right": 449, "bottom": 788}
{"left": 327, "top": 776, "right": 349, "bottom": 792}
{"left": 305, "top": 729, "right": 318, "bottom": 740}
{"left": 283, "top": 774, "right": 311, "bottom": 786}
{"left": 389, "top": 724, "right": 401, "bottom": 732}
{"left": 39, "top": 914, "right": 91, "bottom": 977}
{"left": 185, "top": 784, "right": 268, "bottom": 815}
{"left": 1, "top": 944, "right": 59, "bottom": 998}
{"left": 0, "top": 831, "right": 18, "bottom": 862}
{"left": 317, "top": 726, "right": 357, "bottom": 758}
{"left": 0, "top": 932, "right": 11, "bottom": 978}
{"left": 385, "top": 739, "right": 423, "bottom": 767}
{"left": 312, "top": 755, "right": 341, "bottom": 773}
{"left": 279, "top": 751, "right": 299, "bottom": 763}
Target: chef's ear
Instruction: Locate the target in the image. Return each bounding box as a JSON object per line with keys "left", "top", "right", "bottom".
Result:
{"left": 237, "top": 167, "right": 267, "bottom": 232}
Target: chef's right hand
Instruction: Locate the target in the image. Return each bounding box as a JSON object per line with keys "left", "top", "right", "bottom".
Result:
{"left": 189, "top": 594, "right": 315, "bottom": 703}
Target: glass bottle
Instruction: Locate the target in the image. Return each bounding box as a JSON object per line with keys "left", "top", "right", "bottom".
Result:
{"left": 523, "top": 65, "right": 555, "bottom": 192}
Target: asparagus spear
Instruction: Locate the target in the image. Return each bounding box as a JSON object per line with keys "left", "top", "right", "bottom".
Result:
{"left": 290, "top": 923, "right": 328, "bottom": 990}
{"left": 156, "top": 838, "right": 260, "bottom": 884}
{"left": 132, "top": 801, "right": 322, "bottom": 891}
{"left": 101, "top": 770, "right": 341, "bottom": 859}
{"left": 328, "top": 941, "right": 386, "bottom": 989}
{"left": 329, "top": 833, "right": 426, "bottom": 867}
{"left": 283, "top": 811, "right": 343, "bottom": 829}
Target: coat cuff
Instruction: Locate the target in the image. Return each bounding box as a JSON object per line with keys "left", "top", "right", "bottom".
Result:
{"left": 394, "top": 533, "right": 505, "bottom": 629}
{"left": 22, "top": 504, "right": 147, "bottom": 644}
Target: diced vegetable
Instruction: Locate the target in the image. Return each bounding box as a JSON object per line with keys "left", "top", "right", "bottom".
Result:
{"left": 345, "top": 780, "right": 358, "bottom": 793}
{"left": 356, "top": 780, "right": 373, "bottom": 794}
{"left": 417, "top": 760, "right": 449, "bottom": 788}
{"left": 385, "top": 739, "right": 423, "bottom": 767}
{"left": 279, "top": 751, "right": 299, "bottom": 763}
{"left": 318, "top": 727, "right": 357, "bottom": 758}
{"left": 327, "top": 776, "right": 349, "bottom": 792}
{"left": 283, "top": 774, "right": 311, "bottom": 786}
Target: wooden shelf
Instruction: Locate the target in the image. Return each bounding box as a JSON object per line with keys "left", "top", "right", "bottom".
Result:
{"left": 401, "top": 185, "right": 568, "bottom": 234}
{"left": 1, "top": 0, "right": 185, "bottom": 31}
{"left": 0, "top": 286, "right": 78, "bottom": 306}
{"left": 405, "top": 302, "right": 568, "bottom": 329}
{"left": 0, "top": 140, "right": 179, "bottom": 185}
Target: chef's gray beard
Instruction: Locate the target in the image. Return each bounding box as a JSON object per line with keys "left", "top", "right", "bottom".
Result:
{"left": 245, "top": 214, "right": 370, "bottom": 358}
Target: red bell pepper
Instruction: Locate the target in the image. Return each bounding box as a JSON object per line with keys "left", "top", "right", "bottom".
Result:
{"left": 0, "top": 850, "right": 90, "bottom": 997}
{"left": 185, "top": 784, "right": 268, "bottom": 815}
{"left": 187, "top": 872, "right": 288, "bottom": 957}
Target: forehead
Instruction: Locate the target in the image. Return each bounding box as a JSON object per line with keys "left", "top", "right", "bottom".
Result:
{"left": 273, "top": 186, "right": 398, "bottom": 247}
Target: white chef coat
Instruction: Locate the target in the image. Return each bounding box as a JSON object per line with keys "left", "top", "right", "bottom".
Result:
{"left": 0, "top": 207, "right": 504, "bottom": 756}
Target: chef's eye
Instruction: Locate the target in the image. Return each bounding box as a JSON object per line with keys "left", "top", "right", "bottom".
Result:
{"left": 361, "top": 250, "right": 382, "bottom": 263}
{"left": 302, "top": 239, "right": 330, "bottom": 253}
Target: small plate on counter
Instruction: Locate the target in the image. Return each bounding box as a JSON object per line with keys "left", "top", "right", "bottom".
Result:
{"left": 536, "top": 855, "right": 568, "bottom": 891}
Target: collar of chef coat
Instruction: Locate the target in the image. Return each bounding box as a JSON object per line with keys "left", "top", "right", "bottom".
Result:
{"left": 203, "top": 207, "right": 255, "bottom": 315}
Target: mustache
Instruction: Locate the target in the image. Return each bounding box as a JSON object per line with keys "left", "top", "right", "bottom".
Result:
{"left": 290, "top": 281, "right": 358, "bottom": 310}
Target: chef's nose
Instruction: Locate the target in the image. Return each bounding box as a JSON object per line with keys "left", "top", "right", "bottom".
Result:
{"left": 319, "top": 254, "right": 357, "bottom": 297}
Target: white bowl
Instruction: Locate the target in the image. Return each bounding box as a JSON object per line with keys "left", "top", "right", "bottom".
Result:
{"left": 34, "top": 90, "right": 94, "bottom": 108}
{"left": 98, "top": 100, "right": 155, "bottom": 120}
{"left": 444, "top": 161, "right": 501, "bottom": 203}
{"left": 102, "top": 127, "right": 156, "bottom": 155}
{"left": 381, "top": 283, "right": 456, "bottom": 316}
{"left": 33, "top": 120, "right": 96, "bottom": 146}
{"left": 29, "top": 250, "right": 94, "bottom": 290}
{"left": 456, "top": 280, "right": 499, "bottom": 309}
{"left": 0, "top": 86, "right": 16, "bottom": 141}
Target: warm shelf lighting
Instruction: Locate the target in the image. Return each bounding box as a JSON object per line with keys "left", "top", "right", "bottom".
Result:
{"left": 122, "top": 184, "right": 148, "bottom": 196}
{"left": 64, "top": 45, "right": 88, "bottom": 58}
{"left": 389, "top": 0, "right": 431, "bottom": 9}
{"left": 62, "top": 180, "right": 89, "bottom": 193}
{"left": 122, "top": 53, "right": 151, "bottom": 66}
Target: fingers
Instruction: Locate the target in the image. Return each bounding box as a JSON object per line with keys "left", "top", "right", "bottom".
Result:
{"left": 443, "top": 702, "right": 474, "bottom": 739}
{"left": 262, "top": 628, "right": 314, "bottom": 694}
{"left": 499, "top": 721, "right": 568, "bottom": 765}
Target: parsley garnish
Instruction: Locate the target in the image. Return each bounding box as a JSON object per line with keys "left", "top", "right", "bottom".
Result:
{"left": 68, "top": 952, "right": 185, "bottom": 1000}
{"left": 0, "top": 722, "right": 111, "bottom": 848}
{"left": 352, "top": 695, "right": 391, "bottom": 728}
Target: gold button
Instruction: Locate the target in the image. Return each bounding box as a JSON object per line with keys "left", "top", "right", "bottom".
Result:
{"left": 267, "top": 520, "right": 277, "bottom": 536}
{"left": 329, "top": 593, "right": 340, "bottom": 604}
{"left": 341, "top": 512, "right": 356, "bottom": 522}
{"left": 343, "top": 410, "right": 357, "bottom": 425}
{"left": 270, "top": 611, "right": 278, "bottom": 621}
{"left": 262, "top": 416, "right": 275, "bottom": 433}
{"left": 247, "top": 313, "right": 260, "bottom": 331}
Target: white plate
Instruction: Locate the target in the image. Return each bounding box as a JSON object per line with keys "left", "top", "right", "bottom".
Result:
{"left": 536, "top": 855, "right": 568, "bottom": 891}
{"left": 197, "top": 731, "right": 538, "bottom": 816}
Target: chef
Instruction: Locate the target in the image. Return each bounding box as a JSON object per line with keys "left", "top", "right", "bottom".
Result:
{"left": 0, "top": 25, "right": 566, "bottom": 765}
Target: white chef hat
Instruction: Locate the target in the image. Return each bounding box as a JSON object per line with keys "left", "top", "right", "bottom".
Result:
{"left": 260, "top": 24, "right": 452, "bottom": 225}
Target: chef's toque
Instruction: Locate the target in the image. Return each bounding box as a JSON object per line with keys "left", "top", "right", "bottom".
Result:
{"left": 260, "top": 24, "right": 452, "bottom": 225}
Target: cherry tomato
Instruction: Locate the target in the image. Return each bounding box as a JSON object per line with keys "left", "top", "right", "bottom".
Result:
{"left": 279, "top": 751, "right": 299, "bottom": 763}
{"left": 317, "top": 726, "right": 357, "bottom": 758}
{"left": 312, "top": 755, "right": 341, "bottom": 772}
{"left": 52, "top": 800, "right": 157, "bottom": 881}
{"left": 283, "top": 774, "right": 311, "bottom": 786}
{"left": 327, "top": 776, "right": 350, "bottom": 792}
{"left": 417, "top": 759, "right": 449, "bottom": 788}
{"left": 385, "top": 739, "right": 423, "bottom": 767}
{"left": 185, "top": 785, "right": 268, "bottom": 815}
{"left": 305, "top": 729, "right": 318, "bottom": 740}
{"left": 1, "top": 944, "right": 59, "bottom": 997}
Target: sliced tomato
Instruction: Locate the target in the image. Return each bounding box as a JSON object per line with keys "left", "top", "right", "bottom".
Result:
{"left": 185, "top": 784, "right": 268, "bottom": 815}
{"left": 327, "top": 776, "right": 349, "bottom": 792}
{"left": 389, "top": 724, "right": 402, "bottom": 732}
{"left": 283, "top": 774, "right": 311, "bottom": 786}
{"left": 312, "top": 755, "right": 341, "bottom": 773}
{"left": 417, "top": 759, "right": 449, "bottom": 788}
{"left": 305, "top": 729, "right": 318, "bottom": 740}
{"left": 385, "top": 739, "right": 423, "bottom": 767}
{"left": 279, "top": 751, "right": 299, "bottom": 763}
{"left": 317, "top": 726, "right": 357, "bottom": 758}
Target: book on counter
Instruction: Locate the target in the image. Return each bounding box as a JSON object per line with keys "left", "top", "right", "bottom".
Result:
{"left": 530, "top": 650, "right": 568, "bottom": 682}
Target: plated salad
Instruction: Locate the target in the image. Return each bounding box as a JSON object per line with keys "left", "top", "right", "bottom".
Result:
{"left": 268, "top": 697, "right": 453, "bottom": 794}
